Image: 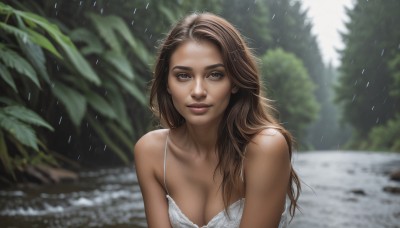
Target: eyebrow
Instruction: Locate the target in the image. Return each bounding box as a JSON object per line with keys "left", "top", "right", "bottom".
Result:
{"left": 171, "top": 63, "right": 225, "bottom": 71}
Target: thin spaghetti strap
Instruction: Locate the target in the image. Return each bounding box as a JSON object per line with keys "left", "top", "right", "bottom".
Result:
{"left": 163, "top": 131, "right": 170, "bottom": 195}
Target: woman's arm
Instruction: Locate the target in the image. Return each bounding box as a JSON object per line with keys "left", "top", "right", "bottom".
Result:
{"left": 134, "top": 131, "right": 172, "bottom": 228}
{"left": 240, "top": 128, "right": 291, "bottom": 228}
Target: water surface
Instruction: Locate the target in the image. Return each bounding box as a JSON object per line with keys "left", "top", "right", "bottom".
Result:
{"left": 0, "top": 151, "right": 399, "bottom": 227}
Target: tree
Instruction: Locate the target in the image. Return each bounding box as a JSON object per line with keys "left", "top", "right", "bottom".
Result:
{"left": 261, "top": 48, "right": 319, "bottom": 146}
{"left": 336, "top": 0, "right": 400, "bottom": 146}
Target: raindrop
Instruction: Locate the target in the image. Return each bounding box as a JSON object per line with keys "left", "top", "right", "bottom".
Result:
{"left": 371, "top": 106, "right": 375, "bottom": 111}
{"left": 93, "top": 1, "right": 96, "bottom": 7}
{"left": 77, "top": 155, "right": 81, "bottom": 160}
{"left": 51, "top": 83, "right": 55, "bottom": 88}
{"left": 100, "top": 8, "right": 104, "bottom": 14}
{"left": 352, "top": 94, "right": 356, "bottom": 102}
{"left": 271, "top": 14, "right": 276, "bottom": 20}
{"left": 361, "top": 69, "right": 365, "bottom": 74}
{"left": 104, "top": 90, "right": 108, "bottom": 96}
{"left": 133, "top": 8, "right": 137, "bottom": 14}
{"left": 131, "top": 20, "right": 134, "bottom": 25}
{"left": 56, "top": 100, "right": 59, "bottom": 105}
{"left": 86, "top": 122, "right": 89, "bottom": 127}
{"left": 95, "top": 115, "right": 98, "bottom": 119}
{"left": 54, "top": 2, "right": 57, "bottom": 8}
{"left": 104, "top": 145, "right": 107, "bottom": 151}
{"left": 22, "top": 35, "right": 27, "bottom": 43}
{"left": 79, "top": 1, "right": 83, "bottom": 6}
{"left": 144, "top": 28, "right": 148, "bottom": 33}
{"left": 354, "top": 80, "right": 358, "bottom": 86}
{"left": 320, "top": 135, "right": 324, "bottom": 142}
{"left": 381, "top": 49, "right": 385, "bottom": 56}
{"left": 376, "top": 117, "right": 380, "bottom": 123}
{"left": 68, "top": 136, "right": 72, "bottom": 144}
{"left": 89, "top": 145, "right": 92, "bottom": 151}
{"left": 145, "top": 3, "right": 149, "bottom": 10}
{"left": 59, "top": 116, "right": 63, "bottom": 125}
{"left": 149, "top": 34, "right": 152, "bottom": 39}
{"left": 56, "top": 65, "right": 59, "bottom": 71}
{"left": 366, "top": 81, "right": 369, "bottom": 88}
{"left": 95, "top": 59, "right": 99, "bottom": 65}
{"left": 28, "top": 92, "right": 31, "bottom": 101}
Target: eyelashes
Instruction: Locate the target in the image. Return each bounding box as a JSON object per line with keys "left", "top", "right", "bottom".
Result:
{"left": 175, "top": 71, "right": 225, "bottom": 81}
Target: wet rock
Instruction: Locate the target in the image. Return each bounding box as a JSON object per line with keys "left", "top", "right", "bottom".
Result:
{"left": 349, "top": 189, "right": 366, "bottom": 196}
{"left": 383, "top": 186, "right": 400, "bottom": 194}
{"left": 389, "top": 170, "right": 400, "bottom": 182}
{"left": 23, "top": 164, "right": 78, "bottom": 184}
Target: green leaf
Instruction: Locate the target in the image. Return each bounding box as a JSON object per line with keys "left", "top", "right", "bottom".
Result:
{"left": 0, "top": 47, "right": 41, "bottom": 88}
{"left": 2, "top": 106, "right": 54, "bottom": 131}
{"left": 113, "top": 74, "right": 146, "bottom": 106}
{"left": 17, "top": 34, "right": 50, "bottom": 83}
{"left": 0, "top": 130, "right": 15, "bottom": 179}
{"left": 86, "top": 91, "right": 117, "bottom": 119}
{"left": 0, "top": 21, "right": 29, "bottom": 41}
{"left": 0, "top": 112, "right": 38, "bottom": 150}
{"left": 51, "top": 81, "right": 87, "bottom": 127}
{"left": 87, "top": 13, "right": 121, "bottom": 53}
{"left": 104, "top": 83, "right": 133, "bottom": 135}
{"left": 69, "top": 28, "right": 104, "bottom": 55}
{"left": 107, "top": 122, "right": 134, "bottom": 150}
{"left": 0, "top": 97, "right": 18, "bottom": 105}
{"left": 87, "top": 115, "right": 129, "bottom": 164}
{"left": 0, "top": 63, "right": 17, "bottom": 93}
{"left": 103, "top": 50, "right": 134, "bottom": 80}
{"left": 26, "top": 28, "right": 62, "bottom": 59}
{"left": 16, "top": 10, "right": 101, "bottom": 85}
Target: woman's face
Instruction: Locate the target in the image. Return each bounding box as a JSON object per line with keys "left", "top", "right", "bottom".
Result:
{"left": 167, "top": 40, "right": 237, "bottom": 127}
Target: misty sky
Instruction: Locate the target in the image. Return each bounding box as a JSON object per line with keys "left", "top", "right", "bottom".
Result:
{"left": 300, "top": 0, "right": 354, "bottom": 67}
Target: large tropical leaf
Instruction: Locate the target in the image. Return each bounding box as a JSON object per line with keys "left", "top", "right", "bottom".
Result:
{"left": 87, "top": 13, "right": 121, "bottom": 53}
{"left": 112, "top": 73, "right": 146, "bottom": 105}
{"left": 0, "top": 63, "right": 17, "bottom": 93}
{"left": 15, "top": 10, "right": 101, "bottom": 85}
{"left": 17, "top": 35, "right": 50, "bottom": 83}
{"left": 69, "top": 28, "right": 104, "bottom": 55}
{"left": 0, "top": 112, "right": 38, "bottom": 150}
{"left": 0, "top": 47, "right": 41, "bottom": 88}
{"left": 103, "top": 50, "right": 134, "bottom": 80}
{"left": 51, "top": 81, "right": 87, "bottom": 127}
{"left": 86, "top": 91, "right": 117, "bottom": 120}
{"left": 2, "top": 106, "right": 54, "bottom": 131}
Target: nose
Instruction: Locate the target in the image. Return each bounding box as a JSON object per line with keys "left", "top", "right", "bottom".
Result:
{"left": 191, "top": 78, "right": 207, "bottom": 99}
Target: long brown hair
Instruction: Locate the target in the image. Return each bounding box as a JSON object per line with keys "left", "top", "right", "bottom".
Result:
{"left": 149, "top": 12, "right": 301, "bottom": 219}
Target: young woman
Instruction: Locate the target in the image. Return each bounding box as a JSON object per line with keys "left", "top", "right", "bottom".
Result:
{"left": 134, "top": 12, "right": 301, "bottom": 228}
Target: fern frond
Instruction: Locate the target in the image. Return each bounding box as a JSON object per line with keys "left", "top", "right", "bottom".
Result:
{"left": 0, "top": 112, "right": 38, "bottom": 151}
{"left": 2, "top": 106, "right": 54, "bottom": 131}
{"left": 0, "top": 47, "right": 41, "bottom": 88}
{"left": 0, "top": 63, "right": 17, "bottom": 93}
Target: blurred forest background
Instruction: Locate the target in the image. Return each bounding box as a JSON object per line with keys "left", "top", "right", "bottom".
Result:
{"left": 0, "top": 0, "right": 399, "bottom": 183}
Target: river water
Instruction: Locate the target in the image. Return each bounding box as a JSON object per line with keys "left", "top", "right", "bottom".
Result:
{"left": 0, "top": 151, "right": 399, "bottom": 228}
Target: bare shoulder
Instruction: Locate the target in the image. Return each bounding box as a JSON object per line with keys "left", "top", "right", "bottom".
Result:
{"left": 134, "top": 129, "right": 169, "bottom": 164}
{"left": 246, "top": 128, "right": 290, "bottom": 161}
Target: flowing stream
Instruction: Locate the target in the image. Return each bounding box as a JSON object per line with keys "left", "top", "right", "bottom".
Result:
{"left": 0, "top": 151, "right": 399, "bottom": 228}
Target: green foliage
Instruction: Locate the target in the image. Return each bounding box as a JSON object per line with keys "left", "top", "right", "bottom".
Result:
{"left": 0, "top": 2, "right": 151, "bottom": 178}
{"left": 366, "top": 115, "right": 400, "bottom": 152}
{"left": 261, "top": 48, "right": 319, "bottom": 143}
{"left": 336, "top": 0, "right": 400, "bottom": 141}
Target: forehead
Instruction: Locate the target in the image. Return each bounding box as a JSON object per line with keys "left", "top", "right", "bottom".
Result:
{"left": 169, "top": 40, "right": 223, "bottom": 67}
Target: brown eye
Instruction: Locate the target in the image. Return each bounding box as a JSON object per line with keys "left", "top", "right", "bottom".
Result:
{"left": 209, "top": 71, "right": 224, "bottom": 80}
{"left": 176, "top": 73, "right": 191, "bottom": 80}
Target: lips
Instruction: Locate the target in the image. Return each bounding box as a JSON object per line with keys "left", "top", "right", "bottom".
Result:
{"left": 187, "top": 103, "right": 211, "bottom": 114}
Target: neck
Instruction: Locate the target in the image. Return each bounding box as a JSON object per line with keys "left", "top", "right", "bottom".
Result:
{"left": 181, "top": 122, "right": 220, "bottom": 156}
